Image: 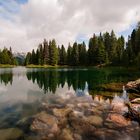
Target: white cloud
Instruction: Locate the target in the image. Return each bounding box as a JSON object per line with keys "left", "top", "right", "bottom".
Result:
{"left": 0, "top": 0, "right": 140, "bottom": 52}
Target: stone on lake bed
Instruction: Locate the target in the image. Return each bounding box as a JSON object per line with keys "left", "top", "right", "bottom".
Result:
{"left": 31, "top": 111, "right": 59, "bottom": 134}
{"left": 126, "top": 79, "right": 140, "bottom": 92}
{"left": 0, "top": 128, "right": 23, "bottom": 140}
{"left": 85, "top": 115, "right": 103, "bottom": 126}
{"left": 53, "top": 107, "right": 72, "bottom": 117}
{"left": 59, "top": 128, "right": 74, "bottom": 140}
{"left": 107, "top": 113, "right": 131, "bottom": 127}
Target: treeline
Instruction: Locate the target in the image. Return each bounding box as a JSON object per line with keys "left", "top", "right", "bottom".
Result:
{"left": 24, "top": 33, "right": 124, "bottom": 66}
{"left": 0, "top": 47, "right": 17, "bottom": 65}
{"left": 24, "top": 22, "right": 140, "bottom": 68}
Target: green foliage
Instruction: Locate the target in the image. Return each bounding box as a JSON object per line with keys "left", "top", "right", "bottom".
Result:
{"left": 49, "top": 39, "right": 58, "bottom": 65}
{"left": 67, "top": 43, "right": 72, "bottom": 65}
{"left": 71, "top": 42, "right": 79, "bottom": 65}
{"left": 0, "top": 47, "right": 17, "bottom": 65}
{"left": 58, "top": 45, "right": 67, "bottom": 65}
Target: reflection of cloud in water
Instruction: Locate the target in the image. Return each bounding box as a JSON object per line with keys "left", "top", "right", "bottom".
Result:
{"left": 52, "top": 83, "right": 75, "bottom": 99}
{"left": 53, "top": 82, "right": 90, "bottom": 99}
{"left": 0, "top": 86, "right": 7, "bottom": 93}
{"left": 0, "top": 76, "right": 42, "bottom": 105}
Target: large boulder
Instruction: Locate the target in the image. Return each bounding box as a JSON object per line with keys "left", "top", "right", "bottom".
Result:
{"left": 107, "top": 113, "right": 131, "bottom": 127}
{"left": 31, "top": 111, "right": 59, "bottom": 136}
{"left": 126, "top": 79, "right": 140, "bottom": 93}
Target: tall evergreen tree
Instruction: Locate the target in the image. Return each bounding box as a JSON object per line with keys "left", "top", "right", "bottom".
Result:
{"left": 49, "top": 39, "right": 58, "bottom": 65}
{"left": 71, "top": 42, "right": 79, "bottom": 65}
{"left": 97, "top": 39, "right": 106, "bottom": 64}
{"left": 43, "top": 39, "right": 49, "bottom": 65}
{"left": 67, "top": 43, "right": 72, "bottom": 65}
{"left": 88, "top": 34, "right": 98, "bottom": 65}
{"left": 79, "top": 42, "right": 87, "bottom": 65}
{"left": 59, "top": 45, "right": 67, "bottom": 65}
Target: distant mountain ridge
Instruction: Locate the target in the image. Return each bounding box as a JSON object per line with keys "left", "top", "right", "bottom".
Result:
{"left": 13, "top": 52, "right": 26, "bottom": 65}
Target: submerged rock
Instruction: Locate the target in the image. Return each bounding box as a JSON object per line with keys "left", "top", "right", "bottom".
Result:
{"left": 29, "top": 95, "right": 140, "bottom": 140}
{"left": 31, "top": 111, "right": 59, "bottom": 135}
{"left": 126, "top": 79, "right": 140, "bottom": 93}
{"left": 86, "top": 115, "right": 103, "bottom": 127}
{"left": 59, "top": 128, "right": 74, "bottom": 140}
{"left": 98, "top": 83, "right": 123, "bottom": 92}
{"left": 0, "top": 128, "right": 23, "bottom": 140}
{"left": 107, "top": 113, "right": 131, "bottom": 127}
{"left": 53, "top": 108, "right": 72, "bottom": 118}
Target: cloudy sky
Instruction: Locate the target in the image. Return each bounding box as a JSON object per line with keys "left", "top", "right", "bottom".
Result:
{"left": 0, "top": 0, "right": 140, "bottom": 52}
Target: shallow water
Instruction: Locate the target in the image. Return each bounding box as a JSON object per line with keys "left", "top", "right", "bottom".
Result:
{"left": 0, "top": 67, "right": 140, "bottom": 140}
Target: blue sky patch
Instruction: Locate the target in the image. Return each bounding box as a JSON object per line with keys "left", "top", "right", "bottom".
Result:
{"left": 15, "top": 0, "right": 28, "bottom": 4}
{"left": 118, "top": 22, "right": 137, "bottom": 39}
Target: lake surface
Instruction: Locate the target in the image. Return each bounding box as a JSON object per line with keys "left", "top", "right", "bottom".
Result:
{"left": 0, "top": 67, "right": 140, "bottom": 139}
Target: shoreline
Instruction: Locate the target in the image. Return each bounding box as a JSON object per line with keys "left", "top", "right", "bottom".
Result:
{"left": 0, "top": 64, "right": 16, "bottom": 68}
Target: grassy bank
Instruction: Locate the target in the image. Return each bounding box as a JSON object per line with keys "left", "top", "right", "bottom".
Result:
{"left": 0, "top": 64, "right": 16, "bottom": 68}
{"left": 26, "top": 64, "right": 139, "bottom": 70}
{"left": 26, "top": 64, "right": 69, "bottom": 68}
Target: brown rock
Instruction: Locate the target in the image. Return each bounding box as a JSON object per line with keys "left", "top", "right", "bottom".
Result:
{"left": 86, "top": 115, "right": 103, "bottom": 126}
{"left": 59, "top": 128, "right": 74, "bottom": 140}
{"left": 31, "top": 111, "right": 59, "bottom": 134}
{"left": 53, "top": 108, "right": 72, "bottom": 117}
{"left": 68, "top": 111, "right": 96, "bottom": 134}
{"left": 126, "top": 79, "right": 140, "bottom": 92}
{"left": 107, "top": 113, "right": 131, "bottom": 127}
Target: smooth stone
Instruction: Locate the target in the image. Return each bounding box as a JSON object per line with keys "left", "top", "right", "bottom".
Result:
{"left": 86, "top": 115, "right": 103, "bottom": 126}
{"left": 31, "top": 111, "right": 59, "bottom": 134}
{"left": 88, "top": 108, "right": 102, "bottom": 115}
{"left": 107, "top": 113, "right": 131, "bottom": 127}
{"left": 77, "top": 103, "right": 90, "bottom": 108}
{"left": 59, "top": 128, "right": 74, "bottom": 140}
{"left": 73, "top": 133, "right": 82, "bottom": 140}
{"left": 68, "top": 111, "right": 96, "bottom": 134}
{"left": 53, "top": 108, "right": 72, "bottom": 117}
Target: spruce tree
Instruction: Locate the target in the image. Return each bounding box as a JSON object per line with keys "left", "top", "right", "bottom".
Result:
{"left": 71, "top": 42, "right": 79, "bottom": 66}
{"left": 49, "top": 39, "right": 58, "bottom": 65}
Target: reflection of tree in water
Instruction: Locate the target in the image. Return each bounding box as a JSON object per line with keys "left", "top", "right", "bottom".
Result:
{"left": 26, "top": 68, "right": 140, "bottom": 94}
{"left": 0, "top": 72, "right": 13, "bottom": 85}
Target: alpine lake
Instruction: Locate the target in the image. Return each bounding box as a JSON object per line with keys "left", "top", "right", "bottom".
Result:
{"left": 0, "top": 67, "right": 140, "bottom": 140}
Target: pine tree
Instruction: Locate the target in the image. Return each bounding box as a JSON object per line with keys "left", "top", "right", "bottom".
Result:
{"left": 67, "top": 43, "right": 72, "bottom": 65}
{"left": 97, "top": 39, "right": 106, "bottom": 64}
{"left": 88, "top": 34, "right": 98, "bottom": 65}
{"left": 25, "top": 52, "right": 32, "bottom": 65}
{"left": 49, "top": 39, "right": 58, "bottom": 65}
{"left": 59, "top": 45, "right": 67, "bottom": 65}
{"left": 71, "top": 42, "right": 79, "bottom": 65}
{"left": 79, "top": 42, "right": 87, "bottom": 65}
{"left": 31, "top": 49, "right": 36, "bottom": 64}
{"left": 43, "top": 39, "right": 49, "bottom": 65}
